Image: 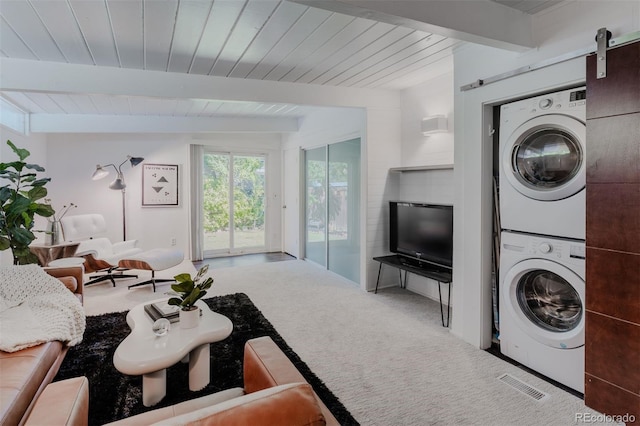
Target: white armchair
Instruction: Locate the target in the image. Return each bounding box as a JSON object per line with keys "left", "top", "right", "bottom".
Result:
{"left": 60, "top": 214, "right": 143, "bottom": 286}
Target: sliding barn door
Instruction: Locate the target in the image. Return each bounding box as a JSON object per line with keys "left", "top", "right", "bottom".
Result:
{"left": 584, "top": 38, "right": 639, "bottom": 419}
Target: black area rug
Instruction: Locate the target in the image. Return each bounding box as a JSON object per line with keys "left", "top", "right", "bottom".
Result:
{"left": 55, "top": 293, "right": 358, "bottom": 425}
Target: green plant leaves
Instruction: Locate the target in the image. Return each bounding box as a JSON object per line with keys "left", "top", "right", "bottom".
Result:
{"left": 27, "top": 186, "right": 47, "bottom": 201}
{"left": 171, "top": 280, "right": 195, "bottom": 294}
{"left": 6, "top": 140, "right": 30, "bottom": 161}
{"left": 173, "top": 272, "right": 193, "bottom": 283}
{"left": 1, "top": 140, "right": 52, "bottom": 264}
{"left": 168, "top": 265, "right": 214, "bottom": 310}
{"left": 33, "top": 203, "right": 55, "bottom": 217}
{"left": 0, "top": 236, "right": 10, "bottom": 250}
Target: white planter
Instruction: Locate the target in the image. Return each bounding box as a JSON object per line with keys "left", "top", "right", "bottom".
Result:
{"left": 179, "top": 307, "right": 200, "bottom": 329}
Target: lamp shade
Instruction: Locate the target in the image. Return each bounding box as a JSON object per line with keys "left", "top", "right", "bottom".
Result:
{"left": 109, "top": 176, "right": 126, "bottom": 190}
{"left": 129, "top": 156, "right": 144, "bottom": 167}
{"left": 92, "top": 165, "right": 110, "bottom": 180}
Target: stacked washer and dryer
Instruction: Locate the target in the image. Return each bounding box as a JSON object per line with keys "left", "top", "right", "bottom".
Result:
{"left": 498, "top": 87, "right": 587, "bottom": 394}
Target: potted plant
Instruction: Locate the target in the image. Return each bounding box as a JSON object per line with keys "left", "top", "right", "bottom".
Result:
{"left": 167, "top": 264, "right": 214, "bottom": 328}
{"left": 0, "top": 140, "right": 55, "bottom": 265}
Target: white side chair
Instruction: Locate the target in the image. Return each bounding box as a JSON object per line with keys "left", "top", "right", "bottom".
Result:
{"left": 60, "top": 214, "right": 144, "bottom": 286}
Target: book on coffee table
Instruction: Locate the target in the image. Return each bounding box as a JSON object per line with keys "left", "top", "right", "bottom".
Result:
{"left": 144, "top": 301, "right": 180, "bottom": 323}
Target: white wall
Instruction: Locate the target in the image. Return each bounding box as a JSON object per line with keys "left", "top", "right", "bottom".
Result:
{"left": 374, "top": 70, "right": 456, "bottom": 303}
{"left": 281, "top": 105, "right": 407, "bottom": 293}
{"left": 282, "top": 107, "right": 368, "bottom": 284}
{"left": 364, "top": 107, "right": 402, "bottom": 291}
{"left": 400, "top": 71, "right": 454, "bottom": 166}
{"left": 0, "top": 128, "right": 48, "bottom": 266}
{"left": 44, "top": 132, "right": 282, "bottom": 257}
{"left": 451, "top": 1, "right": 639, "bottom": 348}
{"left": 282, "top": 107, "right": 364, "bottom": 151}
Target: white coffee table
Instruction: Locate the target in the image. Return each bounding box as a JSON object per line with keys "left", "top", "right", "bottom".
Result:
{"left": 113, "top": 299, "right": 233, "bottom": 407}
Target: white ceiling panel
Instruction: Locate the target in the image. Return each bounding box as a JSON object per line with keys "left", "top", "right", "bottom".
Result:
{"left": 30, "top": 0, "right": 93, "bottom": 64}
{"left": 492, "top": 0, "right": 564, "bottom": 14}
{"left": 69, "top": 0, "right": 120, "bottom": 66}
{"left": 0, "top": 16, "right": 37, "bottom": 59}
{"left": 143, "top": 0, "right": 179, "bottom": 71}
{"left": 1, "top": 0, "right": 69, "bottom": 62}
{"left": 49, "top": 94, "right": 82, "bottom": 114}
{"left": 227, "top": 1, "right": 307, "bottom": 78}
{"left": 67, "top": 94, "right": 99, "bottom": 114}
{"left": 0, "top": 0, "right": 569, "bottom": 127}
{"left": 26, "top": 92, "right": 67, "bottom": 113}
{"left": 89, "top": 93, "right": 119, "bottom": 115}
{"left": 209, "top": 0, "right": 280, "bottom": 77}
{"left": 261, "top": 12, "right": 354, "bottom": 81}
{"left": 107, "top": 0, "right": 144, "bottom": 68}
{"left": 167, "top": 0, "right": 214, "bottom": 73}
{"left": 187, "top": 0, "right": 245, "bottom": 75}
{"left": 245, "top": 6, "right": 332, "bottom": 80}
{"left": 295, "top": 20, "right": 397, "bottom": 84}
{"left": 310, "top": 25, "right": 413, "bottom": 86}
{"left": 2, "top": 92, "right": 44, "bottom": 113}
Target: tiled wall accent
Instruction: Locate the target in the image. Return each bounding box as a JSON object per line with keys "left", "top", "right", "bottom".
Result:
{"left": 584, "top": 41, "right": 640, "bottom": 421}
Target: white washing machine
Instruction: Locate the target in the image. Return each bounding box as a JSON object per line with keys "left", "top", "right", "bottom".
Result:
{"left": 499, "top": 87, "right": 586, "bottom": 239}
{"left": 499, "top": 231, "right": 585, "bottom": 393}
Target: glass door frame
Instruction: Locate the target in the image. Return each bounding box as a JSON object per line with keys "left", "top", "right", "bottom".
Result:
{"left": 202, "top": 149, "right": 268, "bottom": 258}
{"left": 304, "top": 146, "right": 328, "bottom": 267}
{"left": 303, "top": 138, "right": 361, "bottom": 284}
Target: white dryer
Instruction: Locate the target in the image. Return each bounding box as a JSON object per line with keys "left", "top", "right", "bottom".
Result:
{"left": 499, "top": 87, "right": 586, "bottom": 239}
{"left": 500, "top": 231, "right": 585, "bottom": 393}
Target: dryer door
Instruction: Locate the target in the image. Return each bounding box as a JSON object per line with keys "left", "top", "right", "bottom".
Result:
{"left": 503, "top": 258, "right": 584, "bottom": 349}
{"left": 502, "top": 115, "right": 585, "bottom": 201}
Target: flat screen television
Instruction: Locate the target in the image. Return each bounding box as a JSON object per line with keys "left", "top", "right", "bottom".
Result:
{"left": 389, "top": 201, "right": 453, "bottom": 270}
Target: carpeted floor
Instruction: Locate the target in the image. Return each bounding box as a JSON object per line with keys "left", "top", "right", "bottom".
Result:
{"left": 55, "top": 293, "right": 357, "bottom": 425}
{"left": 81, "top": 260, "right": 609, "bottom": 425}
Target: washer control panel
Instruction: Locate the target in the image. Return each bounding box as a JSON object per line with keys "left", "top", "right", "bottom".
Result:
{"left": 502, "top": 232, "right": 585, "bottom": 266}
{"left": 501, "top": 87, "right": 586, "bottom": 121}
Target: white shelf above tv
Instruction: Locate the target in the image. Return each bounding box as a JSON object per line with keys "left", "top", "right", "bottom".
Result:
{"left": 389, "top": 164, "right": 454, "bottom": 173}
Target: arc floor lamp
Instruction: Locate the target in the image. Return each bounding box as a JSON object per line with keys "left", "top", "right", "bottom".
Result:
{"left": 92, "top": 155, "right": 144, "bottom": 240}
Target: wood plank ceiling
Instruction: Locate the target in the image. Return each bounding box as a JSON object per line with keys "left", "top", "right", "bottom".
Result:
{"left": 0, "top": 0, "right": 559, "bottom": 120}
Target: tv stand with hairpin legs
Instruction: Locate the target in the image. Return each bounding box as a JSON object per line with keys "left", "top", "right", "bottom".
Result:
{"left": 373, "top": 255, "right": 452, "bottom": 327}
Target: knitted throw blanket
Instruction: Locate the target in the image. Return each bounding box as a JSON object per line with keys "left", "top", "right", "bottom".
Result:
{"left": 0, "top": 265, "right": 86, "bottom": 352}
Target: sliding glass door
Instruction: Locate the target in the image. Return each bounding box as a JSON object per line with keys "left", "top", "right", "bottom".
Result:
{"left": 304, "top": 139, "right": 360, "bottom": 283}
{"left": 203, "top": 151, "right": 266, "bottom": 257}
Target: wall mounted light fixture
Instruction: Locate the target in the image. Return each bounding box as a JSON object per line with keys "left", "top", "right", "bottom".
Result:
{"left": 421, "top": 115, "right": 448, "bottom": 135}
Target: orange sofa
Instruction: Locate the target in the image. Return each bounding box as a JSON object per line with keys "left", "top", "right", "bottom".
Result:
{"left": 0, "top": 266, "right": 88, "bottom": 426}
{"left": 95, "top": 336, "right": 342, "bottom": 425}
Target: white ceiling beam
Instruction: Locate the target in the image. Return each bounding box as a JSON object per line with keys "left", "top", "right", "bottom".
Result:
{"left": 290, "top": 0, "right": 535, "bottom": 52}
{"left": 29, "top": 114, "right": 299, "bottom": 133}
{"left": 0, "top": 58, "right": 400, "bottom": 110}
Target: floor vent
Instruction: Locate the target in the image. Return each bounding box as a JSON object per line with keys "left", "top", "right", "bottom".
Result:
{"left": 498, "top": 373, "right": 550, "bottom": 401}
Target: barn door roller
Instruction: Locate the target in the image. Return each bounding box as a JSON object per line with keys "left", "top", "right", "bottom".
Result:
{"left": 595, "top": 28, "right": 612, "bottom": 79}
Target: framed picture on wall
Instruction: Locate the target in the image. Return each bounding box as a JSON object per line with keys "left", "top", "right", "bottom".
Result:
{"left": 142, "top": 164, "right": 179, "bottom": 206}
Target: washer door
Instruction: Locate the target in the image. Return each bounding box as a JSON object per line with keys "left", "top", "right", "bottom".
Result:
{"left": 502, "top": 114, "right": 585, "bottom": 201}
{"left": 503, "top": 258, "right": 584, "bottom": 349}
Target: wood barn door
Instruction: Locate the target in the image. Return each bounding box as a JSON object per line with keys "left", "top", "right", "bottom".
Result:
{"left": 584, "top": 38, "right": 639, "bottom": 419}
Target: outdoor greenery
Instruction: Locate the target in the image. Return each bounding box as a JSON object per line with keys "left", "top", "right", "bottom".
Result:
{"left": 0, "top": 140, "right": 55, "bottom": 265}
{"left": 306, "top": 158, "right": 348, "bottom": 231}
{"left": 202, "top": 154, "right": 265, "bottom": 233}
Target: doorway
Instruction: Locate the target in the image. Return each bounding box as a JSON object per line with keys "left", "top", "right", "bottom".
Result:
{"left": 202, "top": 151, "right": 267, "bottom": 257}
